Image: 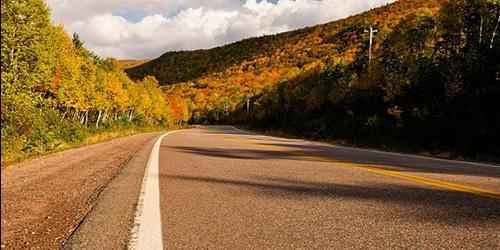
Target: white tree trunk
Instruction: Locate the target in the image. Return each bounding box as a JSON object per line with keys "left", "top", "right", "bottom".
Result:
{"left": 60, "top": 110, "right": 67, "bottom": 122}
{"left": 73, "top": 109, "right": 79, "bottom": 120}
{"left": 491, "top": 15, "right": 500, "bottom": 49}
{"left": 80, "top": 112, "right": 85, "bottom": 124}
{"left": 128, "top": 110, "right": 133, "bottom": 121}
{"left": 96, "top": 110, "right": 102, "bottom": 127}
{"left": 103, "top": 109, "right": 108, "bottom": 122}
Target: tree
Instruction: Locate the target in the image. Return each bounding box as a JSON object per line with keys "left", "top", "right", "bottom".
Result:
{"left": 1, "top": 0, "right": 55, "bottom": 152}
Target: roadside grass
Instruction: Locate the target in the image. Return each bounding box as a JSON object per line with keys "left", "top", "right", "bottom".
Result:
{"left": 1, "top": 125, "right": 184, "bottom": 168}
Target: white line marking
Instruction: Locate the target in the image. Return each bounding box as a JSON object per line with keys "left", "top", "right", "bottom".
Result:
{"left": 129, "top": 131, "right": 176, "bottom": 250}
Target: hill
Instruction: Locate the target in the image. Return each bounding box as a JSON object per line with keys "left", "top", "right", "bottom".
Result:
{"left": 126, "top": 0, "right": 442, "bottom": 122}
{"left": 126, "top": 0, "right": 500, "bottom": 160}
{"left": 117, "top": 59, "right": 150, "bottom": 71}
{"left": 126, "top": 0, "right": 440, "bottom": 85}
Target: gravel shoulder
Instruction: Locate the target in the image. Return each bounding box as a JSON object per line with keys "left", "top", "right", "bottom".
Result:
{"left": 1, "top": 131, "right": 163, "bottom": 249}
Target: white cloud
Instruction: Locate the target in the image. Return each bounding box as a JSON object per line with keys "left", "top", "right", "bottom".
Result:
{"left": 44, "top": 0, "right": 396, "bottom": 59}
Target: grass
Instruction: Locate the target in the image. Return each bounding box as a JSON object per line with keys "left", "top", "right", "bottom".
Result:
{"left": 1, "top": 125, "right": 183, "bottom": 168}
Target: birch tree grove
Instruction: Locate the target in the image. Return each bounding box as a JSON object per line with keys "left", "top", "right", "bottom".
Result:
{"left": 1, "top": 0, "right": 173, "bottom": 163}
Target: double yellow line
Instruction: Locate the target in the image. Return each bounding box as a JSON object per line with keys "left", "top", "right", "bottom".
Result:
{"left": 212, "top": 130, "right": 500, "bottom": 199}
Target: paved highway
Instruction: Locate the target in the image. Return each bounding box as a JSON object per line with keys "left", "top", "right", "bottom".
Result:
{"left": 134, "top": 126, "right": 500, "bottom": 248}
{"left": 2, "top": 126, "right": 499, "bottom": 249}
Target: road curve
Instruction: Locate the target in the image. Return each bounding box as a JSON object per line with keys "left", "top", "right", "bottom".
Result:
{"left": 2, "top": 126, "right": 499, "bottom": 249}
{"left": 156, "top": 126, "right": 499, "bottom": 248}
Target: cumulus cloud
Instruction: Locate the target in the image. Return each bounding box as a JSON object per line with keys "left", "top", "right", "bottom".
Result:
{"left": 45, "top": 0, "right": 396, "bottom": 59}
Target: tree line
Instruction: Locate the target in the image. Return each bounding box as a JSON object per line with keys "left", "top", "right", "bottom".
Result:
{"left": 158, "top": 0, "right": 499, "bottom": 160}
{"left": 227, "top": 0, "right": 500, "bottom": 160}
{"left": 159, "top": 0, "right": 442, "bottom": 125}
{"left": 2, "top": 0, "right": 498, "bottom": 163}
{"left": 1, "top": 0, "right": 173, "bottom": 163}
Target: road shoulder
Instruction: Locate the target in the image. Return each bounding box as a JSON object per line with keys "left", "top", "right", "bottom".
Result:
{"left": 1, "top": 132, "right": 163, "bottom": 249}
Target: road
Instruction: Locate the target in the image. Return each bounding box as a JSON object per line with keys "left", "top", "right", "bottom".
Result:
{"left": 2, "top": 126, "right": 499, "bottom": 249}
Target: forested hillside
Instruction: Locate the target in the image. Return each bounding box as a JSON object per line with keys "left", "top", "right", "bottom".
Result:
{"left": 129, "top": 0, "right": 500, "bottom": 160}
{"left": 230, "top": 0, "right": 500, "bottom": 159}
{"left": 126, "top": 0, "right": 440, "bottom": 85}
{"left": 1, "top": 0, "right": 173, "bottom": 164}
{"left": 3, "top": 0, "right": 499, "bottom": 163}
{"left": 129, "top": 0, "right": 442, "bottom": 122}
{"left": 117, "top": 59, "right": 150, "bottom": 71}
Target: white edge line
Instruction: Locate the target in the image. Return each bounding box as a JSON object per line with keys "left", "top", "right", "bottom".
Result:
{"left": 229, "top": 126, "right": 500, "bottom": 169}
{"left": 129, "top": 131, "right": 177, "bottom": 250}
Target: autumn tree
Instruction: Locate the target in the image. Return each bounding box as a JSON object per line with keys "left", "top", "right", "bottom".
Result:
{"left": 1, "top": 0, "right": 56, "bottom": 157}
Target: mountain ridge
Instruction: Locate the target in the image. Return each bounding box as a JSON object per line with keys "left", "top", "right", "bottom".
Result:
{"left": 125, "top": 0, "right": 440, "bottom": 85}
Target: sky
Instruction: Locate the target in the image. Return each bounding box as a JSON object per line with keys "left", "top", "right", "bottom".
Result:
{"left": 44, "top": 0, "right": 396, "bottom": 60}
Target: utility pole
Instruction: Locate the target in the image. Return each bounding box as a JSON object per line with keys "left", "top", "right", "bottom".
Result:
{"left": 364, "top": 26, "right": 378, "bottom": 65}
{"left": 246, "top": 99, "right": 250, "bottom": 113}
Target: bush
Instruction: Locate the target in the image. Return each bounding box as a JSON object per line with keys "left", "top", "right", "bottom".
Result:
{"left": 58, "top": 126, "right": 86, "bottom": 143}
{"left": 131, "top": 114, "right": 147, "bottom": 127}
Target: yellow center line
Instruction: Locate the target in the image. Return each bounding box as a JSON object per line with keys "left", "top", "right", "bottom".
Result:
{"left": 210, "top": 130, "right": 500, "bottom": 199}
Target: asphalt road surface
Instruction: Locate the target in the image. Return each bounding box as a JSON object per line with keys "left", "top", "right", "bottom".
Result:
{"left": 2, "top": 126, "right": 499, "bottom": 249}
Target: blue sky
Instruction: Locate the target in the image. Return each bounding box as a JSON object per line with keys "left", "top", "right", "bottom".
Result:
{"left": 114, "top": 9, "right": 146, "bottom": 23}
{"left": 45, "top": 0, "right": 395, "bottom": 59}
{"left": 115, "top": 0, "right": 279, "bottom": 22}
